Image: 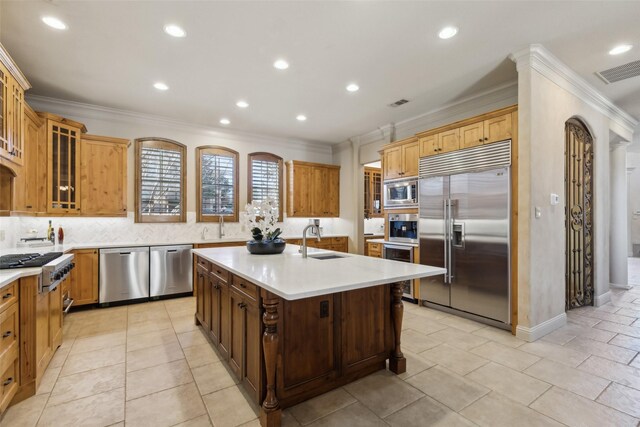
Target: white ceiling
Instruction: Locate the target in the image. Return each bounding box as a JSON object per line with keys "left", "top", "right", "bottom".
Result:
{"left": 2, "top": 1, "right": 639, "bottom": 144}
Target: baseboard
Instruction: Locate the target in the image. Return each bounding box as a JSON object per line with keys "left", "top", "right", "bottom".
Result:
{"left": 610, "top": 282, "right": 633, "bottom": 290}
{"left": 594, "top": 291, "right": 611, "bottom": 306}
{"left": 516, "top": 312, "right": 566, "bottom": 342}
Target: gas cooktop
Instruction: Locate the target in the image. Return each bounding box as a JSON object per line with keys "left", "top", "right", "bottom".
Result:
{"left": 0, "top": 252, "right": 64, "bottom": 269}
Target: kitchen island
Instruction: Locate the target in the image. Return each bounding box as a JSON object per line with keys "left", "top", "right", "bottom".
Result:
{"left": 192, "top": 245, "right": 445, "bottom": 427}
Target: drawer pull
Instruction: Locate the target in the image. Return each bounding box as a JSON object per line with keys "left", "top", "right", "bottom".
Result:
{"left": 3, "top": 377, "right": 12, "bottom": 386}
{"left": 2, "top": 293, "right": 12, "bottom": 299}
{"left": 2, "top": 331, "right": 11, "bottom": 338}
{"left": 238, "top": 302, "right": 246, "bottom": 309}
{"left": 240, "top": 283, "right": 246, "bottom": 288}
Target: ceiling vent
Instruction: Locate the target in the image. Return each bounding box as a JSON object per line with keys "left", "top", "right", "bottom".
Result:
{"left": 596, "top": 59, "right": 640, "bottom": 84}
{"left": 388, "top": 99, "right": 409, "bottom": 107}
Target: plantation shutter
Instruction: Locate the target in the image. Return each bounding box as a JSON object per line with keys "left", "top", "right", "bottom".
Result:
{"left": 201, "top": 152, "right": 235, "bottom": 216}
{"left": 140, "top": 145, "right": 183, "bottom": 217}
{"left": 249, "top": 153, "right": 282, "bottom": 220}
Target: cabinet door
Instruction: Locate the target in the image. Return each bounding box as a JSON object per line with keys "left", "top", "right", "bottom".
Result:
{"left": 35, "top": 291, "right": 51, "bottom": 378}
{"left": 47, "top": 120, "right": 82, "bottom": 214}
{"left": 460, "top": 122, "right": 484, "bottom": 149}
{"left": 218, "top": 281, "right": 230, "bottom": 360}
{"left": 370, "top": 169, "right": 382, "bottom": 217}
{"left": 210, "top": 276, "right": 221, "bottom": 343}
{"left": 228, "top": 289, "right": 243, "bottom": 379}
{"left": 438, "top": 129, "right": 460, "bottom": 154}
{"left": 8, "top": 80, "right": 24, "bottom": 166}
{"left": 80, "top": 136, "right": 128, "bottom": 216}
{"left": 327, "top": 168, "right": 340, "bottom": 217}
{"left": 203, "top": 274, "right": 212, "bottom": 331}
{"left": 310, "top": 166, "right": 328, "bottom": 216}
{"left": 70, "top": 249, "right": 99, "bottom": 306}
{"left": 21, "top": 108, "right": 45, "bottom": 213}
{"left": 383, "top": 146, "right": 402, "bottom": 180}
{"left": 401, "top": 141, "right": 419, "bottom": 177}
{"left": 288, "top": 163, "right": 312, "bottom": 217}
{"left": 0, "top": 62, "right": 8, "bottom": 158}
{"left": 243, "top": 300, "right": 261, "bottom": 401}
{"left": 49, "top": 283, "right": 63, "bottom": 350}
{"left": 419, "top": 135, "right": 438, "bottom": 157}
{"left": 484, "top": 113, "right": 512, "bottom": 144}
{"left": 195, "top": 267, "right": 206, "bottom": 325}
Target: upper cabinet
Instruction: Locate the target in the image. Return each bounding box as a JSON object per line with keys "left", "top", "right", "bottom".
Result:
{"left": 286, "top": 160, "right": 340, "bottom": 217}
{"left": 80, "top": 134, "right": 129, "bottom": 216}
{"left": 382, "top": 137, "right": 419, "bottom": 180}
{"left": 364, "top": 167, "right": 382, "bottom": 218}
{"left": 0, "top": 49, "right": 29, "bottom": 167}
{"left": 12, "top": 105, "right": 46, "bottom": 214}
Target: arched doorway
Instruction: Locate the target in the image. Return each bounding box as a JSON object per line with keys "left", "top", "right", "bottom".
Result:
{"left": 565, "top": 118, "right": 594, "bottom": 309}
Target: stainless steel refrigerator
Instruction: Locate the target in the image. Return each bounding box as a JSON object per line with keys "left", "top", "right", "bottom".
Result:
{"left": 419, "top": 140, "right": 511, "bottom": 326}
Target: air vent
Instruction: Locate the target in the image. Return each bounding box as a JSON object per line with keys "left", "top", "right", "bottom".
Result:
{"left": 388, "top": 99, "right": 409, "bottom": 107}
{"left": 596, "top": 60, "right": 640, "bottom": 84}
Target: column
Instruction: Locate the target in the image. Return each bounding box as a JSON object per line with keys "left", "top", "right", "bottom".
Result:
{"left": 610, "top": 142, "right": 631, "bottom": 290}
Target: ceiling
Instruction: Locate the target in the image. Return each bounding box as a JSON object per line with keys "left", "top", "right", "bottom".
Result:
{"left": 1, "top": 1, "right": 639, "bottom": 144}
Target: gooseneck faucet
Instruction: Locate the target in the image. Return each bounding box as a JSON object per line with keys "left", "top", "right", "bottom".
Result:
{"left": 201, "top": 226, "right": 209, "bottom": 240}
{"left": 219, "top": 215, "right": 225, "bottom": 238}
{"left": 300, "top": 219, "right": 321, "bottom": 258}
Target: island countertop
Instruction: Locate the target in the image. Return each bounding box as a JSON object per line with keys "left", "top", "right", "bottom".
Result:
{"left": 192, "top": 245, "right": 445, "bottom": 300}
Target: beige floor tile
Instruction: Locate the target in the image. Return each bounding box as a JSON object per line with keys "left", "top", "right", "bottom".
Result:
{"left": 470, "top": 341, "right": 540, "bottom": 371}
{"left": 420, "top": 343, "right": 489, "bottom": 375}
{"left": 437, "top": 315, "right": 486, "bottom": 333}
{"left": 178, "top": 329, "right": 210, "bottom": 349}
{"left": 565, "top": 336, "right": 637, "bottom": 364}
{"left": 530, "top": 386, "right": 638, "bottom": 427}
{"left": 174, "top": 414, "right": 213, "bottom": 426}
{"left": 202, "top": 385, "right": 258, "bottom": 427}
{"left": 525, "top": 358, "right": 609, "bottom": 399}
{"left": 288, "top": 388, "right": 356, "bottom": 425}
{"left": 36, "top": 366, "right": 61, "bottom": 395}
{"left": 460, "top": 391, "right": 563, "bottom": 427}
{"left": 466, "top": 362, "right": 550, "bottom": 405}
{"left": 410, "top": 305, "right": 449, "bottom": 321}
{"left": 617, "top": 307, "right": 640, "bottom": 318}
{"left": 125, "top": 382, "right": 206, "bottom": 427}
{"left": 405, "top": 315, "right": 449, "bottom": 335}
{"left": 49, "top": 363, "right": 125, "bottom": 406}
{"left": 47, "top": 345, "right": 71, "bottom": 369}
{"left": 609, "top": 333, "right": 640, "bottom": 352}
{"left": 472, "top": 326, "right": 526, "bottom": 348}
{"left": 578, "top": 355, "right": 640, "bottom": 390}
{"left": 428, "top": 327, "right": 488, "bottom": 351}
{"left": 183, "top": 342, "right": 222, "bottom": 368}
{"left": 631, "top": 355, "right": 640, "bottom": 368}
{"left": 566, "top": 314, "right": 601, "bottom": 328}
{"left": 38, "top": 387, "right": 125, "bottom": 427}
{"left": 60, "top": 344, "right": 126, "bottom": 376}
{"left": 395, "top": 350, "right": 436, "bottom": 380}
{"left": 126, "top": 328, "right": 179, "bottom": 352}
{"left": 406, "top": 366, "right": 489, "bottom": 411}
{"left": 127, "top": 319, "right": 175, "bottom": 336}
{"left": 126, "top": 359, "right": 193, "bottom": 400}
{"left": 343, "top": 370, "right": 424, "bottom": 418}
{"left": 400, "top": 329, "right": 442, "bottom": 353}
{"left": 594, "top": 321, "right": 640, "bottom": 338}
{"left": 306, "top": 402, "right": 386, "bottom": 427}
{"left": 126, "top": 341, "right": 185, "bottom": 372}
{"left": 571, "top": 308, "right": 636, "bottom": 325}
{"left": 70, "top": 331, "right": 127, "bottom": 354}
{"left": 597, "top": 382, "right": 640, "bottom": 418}
{"left": 127, "top": 308, "right": 170, "bottom": 325}
{"left": 519, "top": 341, "right": 589, "bottom": 367}
{"left": 191, "top": 361, "right": 238, "bottom": 395}
{"left": 385, "top": 395, "right": 475, "bottom": 427}
{"left": 542, "top": 322, "right": 616, "bottom": 345}
{"left": 77, "top": 316, "right": 128, "bottom": 338}
{"left": 171, "top": 314, "right": 201, "bottom": 334}
{"left": 0, "top": 393, "right": 48, "bottom": 427}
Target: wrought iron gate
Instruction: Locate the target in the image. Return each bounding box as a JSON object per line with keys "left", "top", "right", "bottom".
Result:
{"left": 565, "top": 119, "right": 594, "bottom": 309}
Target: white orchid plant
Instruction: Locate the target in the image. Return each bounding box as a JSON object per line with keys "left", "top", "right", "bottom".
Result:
{"left": 243, "top": 198, "right": 282, "bottom": 242}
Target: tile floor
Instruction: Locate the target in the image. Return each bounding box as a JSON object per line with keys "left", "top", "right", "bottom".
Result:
{"left": 2, "top": 259, "right": 640, "bottom": 427}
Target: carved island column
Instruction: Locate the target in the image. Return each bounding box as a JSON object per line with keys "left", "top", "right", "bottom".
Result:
{"left": 388, "top": 282, "right": 407, "bottom": 374}
{"left": 260, "top": 296, "right": 281, "bottom": 427}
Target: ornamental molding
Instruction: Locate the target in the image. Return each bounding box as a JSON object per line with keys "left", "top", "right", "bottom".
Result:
{"left": 0, "top": 42, "right": 31, "bottom": 90}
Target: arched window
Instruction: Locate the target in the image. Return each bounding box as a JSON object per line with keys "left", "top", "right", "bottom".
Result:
{"left": 197, "top": 146, "right": 239, "bottom": 222}
{"left": 135, "top": 137, "right": 186, "bottom": 223}
{"left": 248, "top": 152, "right": 283, "bottom": 221}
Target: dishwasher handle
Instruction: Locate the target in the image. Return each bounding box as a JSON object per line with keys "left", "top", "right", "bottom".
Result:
{"left": 100, "top": 247, "right": 150, "bottom": 255}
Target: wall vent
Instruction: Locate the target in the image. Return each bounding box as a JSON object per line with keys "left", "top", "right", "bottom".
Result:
{"left": 388, "top": 99, "right": 409, "bottom": 107}
{"left": 596, "top": 59, "right": 640, "bottom": 84}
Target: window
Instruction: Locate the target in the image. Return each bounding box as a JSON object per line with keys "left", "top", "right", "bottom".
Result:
{"left": 197, "top": 146, "right": 239, "bottom": 222}
{"left": 135, "top": 138, "right": 186, "bottom": 223}
{"left": 248, "top": 152, "right": 283, "bottom": 221}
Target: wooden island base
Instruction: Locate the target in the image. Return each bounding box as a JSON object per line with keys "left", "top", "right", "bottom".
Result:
{"left": 194, "top": 256, "right": 406, "bottom": 427}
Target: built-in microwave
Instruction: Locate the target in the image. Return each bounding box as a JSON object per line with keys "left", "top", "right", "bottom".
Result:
{"left": 383, "top": 179, "right": 418, "bottom": 209}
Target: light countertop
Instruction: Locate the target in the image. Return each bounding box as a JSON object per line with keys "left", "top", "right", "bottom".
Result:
{"left": 193, "top": 245, "right": 445, "bottom": 301}
{"left": 0, "top": 267, "right": 43, "bottom": 289}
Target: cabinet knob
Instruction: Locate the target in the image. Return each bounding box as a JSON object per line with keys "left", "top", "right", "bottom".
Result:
{"left": 2, "top": 331, "right": 11, "bottom": 339}
{"left": 3, "top": 377, "right": 13, "bottom": 387}
{"left": 2, "top": 293, "right": 12, "bottom": 299}
{"left": 478, "top": 139, "right": 483, "bottom": 142}
{"left": 484, "top": 137, "right": 488, "bottom": 141}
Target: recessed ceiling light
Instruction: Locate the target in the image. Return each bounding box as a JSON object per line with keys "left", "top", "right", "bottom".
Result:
{"left": 42, "top": 16, "right": 67, "bottom": 30}
{"left": 296, "top": 114, "right": 307, "bottom": 122}
{"left": 236, "top": 100, "right": 249, "bottom": 108}
{"left": 219, "top": 118, "right": 230, "bottom": 125}
{"left": 153, "top": 82, "right": 169, "bottom": 91}
{"left": 273, "top": 59, "right": 289, "bottom": 70}
{"left": 164, "top": 24, "right": 186, "bottom": 38}
{"left": 346, "top": 83, "right": 359, "bottom": 92}
{"left": 438, "top": 26, "right": 458, "bottom": 39}
{"left": 609, "top": 44, "right": 632, "bottom": 55}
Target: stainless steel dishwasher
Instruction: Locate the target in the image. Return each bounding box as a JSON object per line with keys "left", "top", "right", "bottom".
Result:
{"left": 99, "top": 247, "right": 150, "bottom": 304}
{"left": 150, "top": 245, "right": 193, "bottom": 298}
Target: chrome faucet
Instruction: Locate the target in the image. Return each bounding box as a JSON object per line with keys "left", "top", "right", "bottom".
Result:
{"left": 300, "top": 219, "right": 321, "bottom": 258}
{"left": 201, "top": 226, "right": 209, "bottom": 240}
{"left": 219, "top": 215, "right": 225, "bottom": 238}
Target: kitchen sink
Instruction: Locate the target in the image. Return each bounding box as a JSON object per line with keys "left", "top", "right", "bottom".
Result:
{"left": 308, "top": 253, "right": 347, "bottom": 260}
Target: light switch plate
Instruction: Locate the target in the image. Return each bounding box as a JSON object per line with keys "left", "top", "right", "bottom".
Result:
{"left": 550, "top": 193, "right": 560, "bottom": 205}
{"left": 535, "top": 207, "right": 542, "bottom": 219}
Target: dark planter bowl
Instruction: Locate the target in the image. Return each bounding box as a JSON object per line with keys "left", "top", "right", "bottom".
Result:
{"left": 246, "top": 239, "right": 286, "bottom": 255}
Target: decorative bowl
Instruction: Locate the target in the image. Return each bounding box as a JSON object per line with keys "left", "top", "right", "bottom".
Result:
{"left": 246, "top": 239, "right": 286, "bottom": 255}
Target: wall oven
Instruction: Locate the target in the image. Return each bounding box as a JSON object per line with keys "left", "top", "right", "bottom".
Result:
{"left": 384, "top": 179, "right": 418, "bottom": 209}
{"left": 383, "top": 243, "right": 416, "bottom": 301}
{"left": 388, "top": 213, "right": 418, "bottom": 244}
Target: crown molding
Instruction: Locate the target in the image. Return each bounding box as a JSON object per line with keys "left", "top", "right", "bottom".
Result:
{"left": 0, "top": 42, "right": 31, "bottom": 90}
{"left": 26, "top": 94, "right": 332, "bottom": 156}
{"left": 509, "top": 44, "right": 638, "bottom": 135}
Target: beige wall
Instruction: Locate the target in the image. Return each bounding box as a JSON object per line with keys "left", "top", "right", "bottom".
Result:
{"left": 629, "top": 152, "right": 640, "bottom": 254}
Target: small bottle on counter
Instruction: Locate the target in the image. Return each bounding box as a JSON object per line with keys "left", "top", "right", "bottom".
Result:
{"left": 47, "top": 220, "right": 54, "bottom": 243}
{"left": 57, "top": 225, "right": 64, "bottom": 245}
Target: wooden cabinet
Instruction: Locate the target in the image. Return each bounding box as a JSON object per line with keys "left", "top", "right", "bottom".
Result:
{"left": 80, "top": 134, "right": 128, "bottom": 216}
{"left": 0, "top": 54, "right": 28, "bottom": 167}
{"left": 69, "top": 249, "right": 99, "bottom": 306}
{"left": 286, "top": 236, "right": 348, "bottom": 253}
{"left": 382, "top": 137, "right": 419, "bottom": 180}
{"left": 364, "top": 167, "right": 382, "bottom": 218}
{"left": 15, "top": 105, "right": 46, "bottom": 214}
{"left": 484, "top": 113, "right": 513, "bottom": 144}
{"left": 418, "top": 134, "right": 438, "bottom": 157}
{"left": 367, "top": 242, "right": 382, "bottom": 258}
{"left": 286, "top": 161, "right": 340, "bottom": 217}
{"left": 0, "top": 281, "right": 18, "bottom": 414}
{"left": 460, "top": 122, "right": 484, "bottom": 149}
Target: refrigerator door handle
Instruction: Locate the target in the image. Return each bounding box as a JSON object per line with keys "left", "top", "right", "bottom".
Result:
{"left": 443, "top": 198, "right": 449, "bottom": 284}
{"left": 448, "top": 199, "right": 454, "bottom": 283}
